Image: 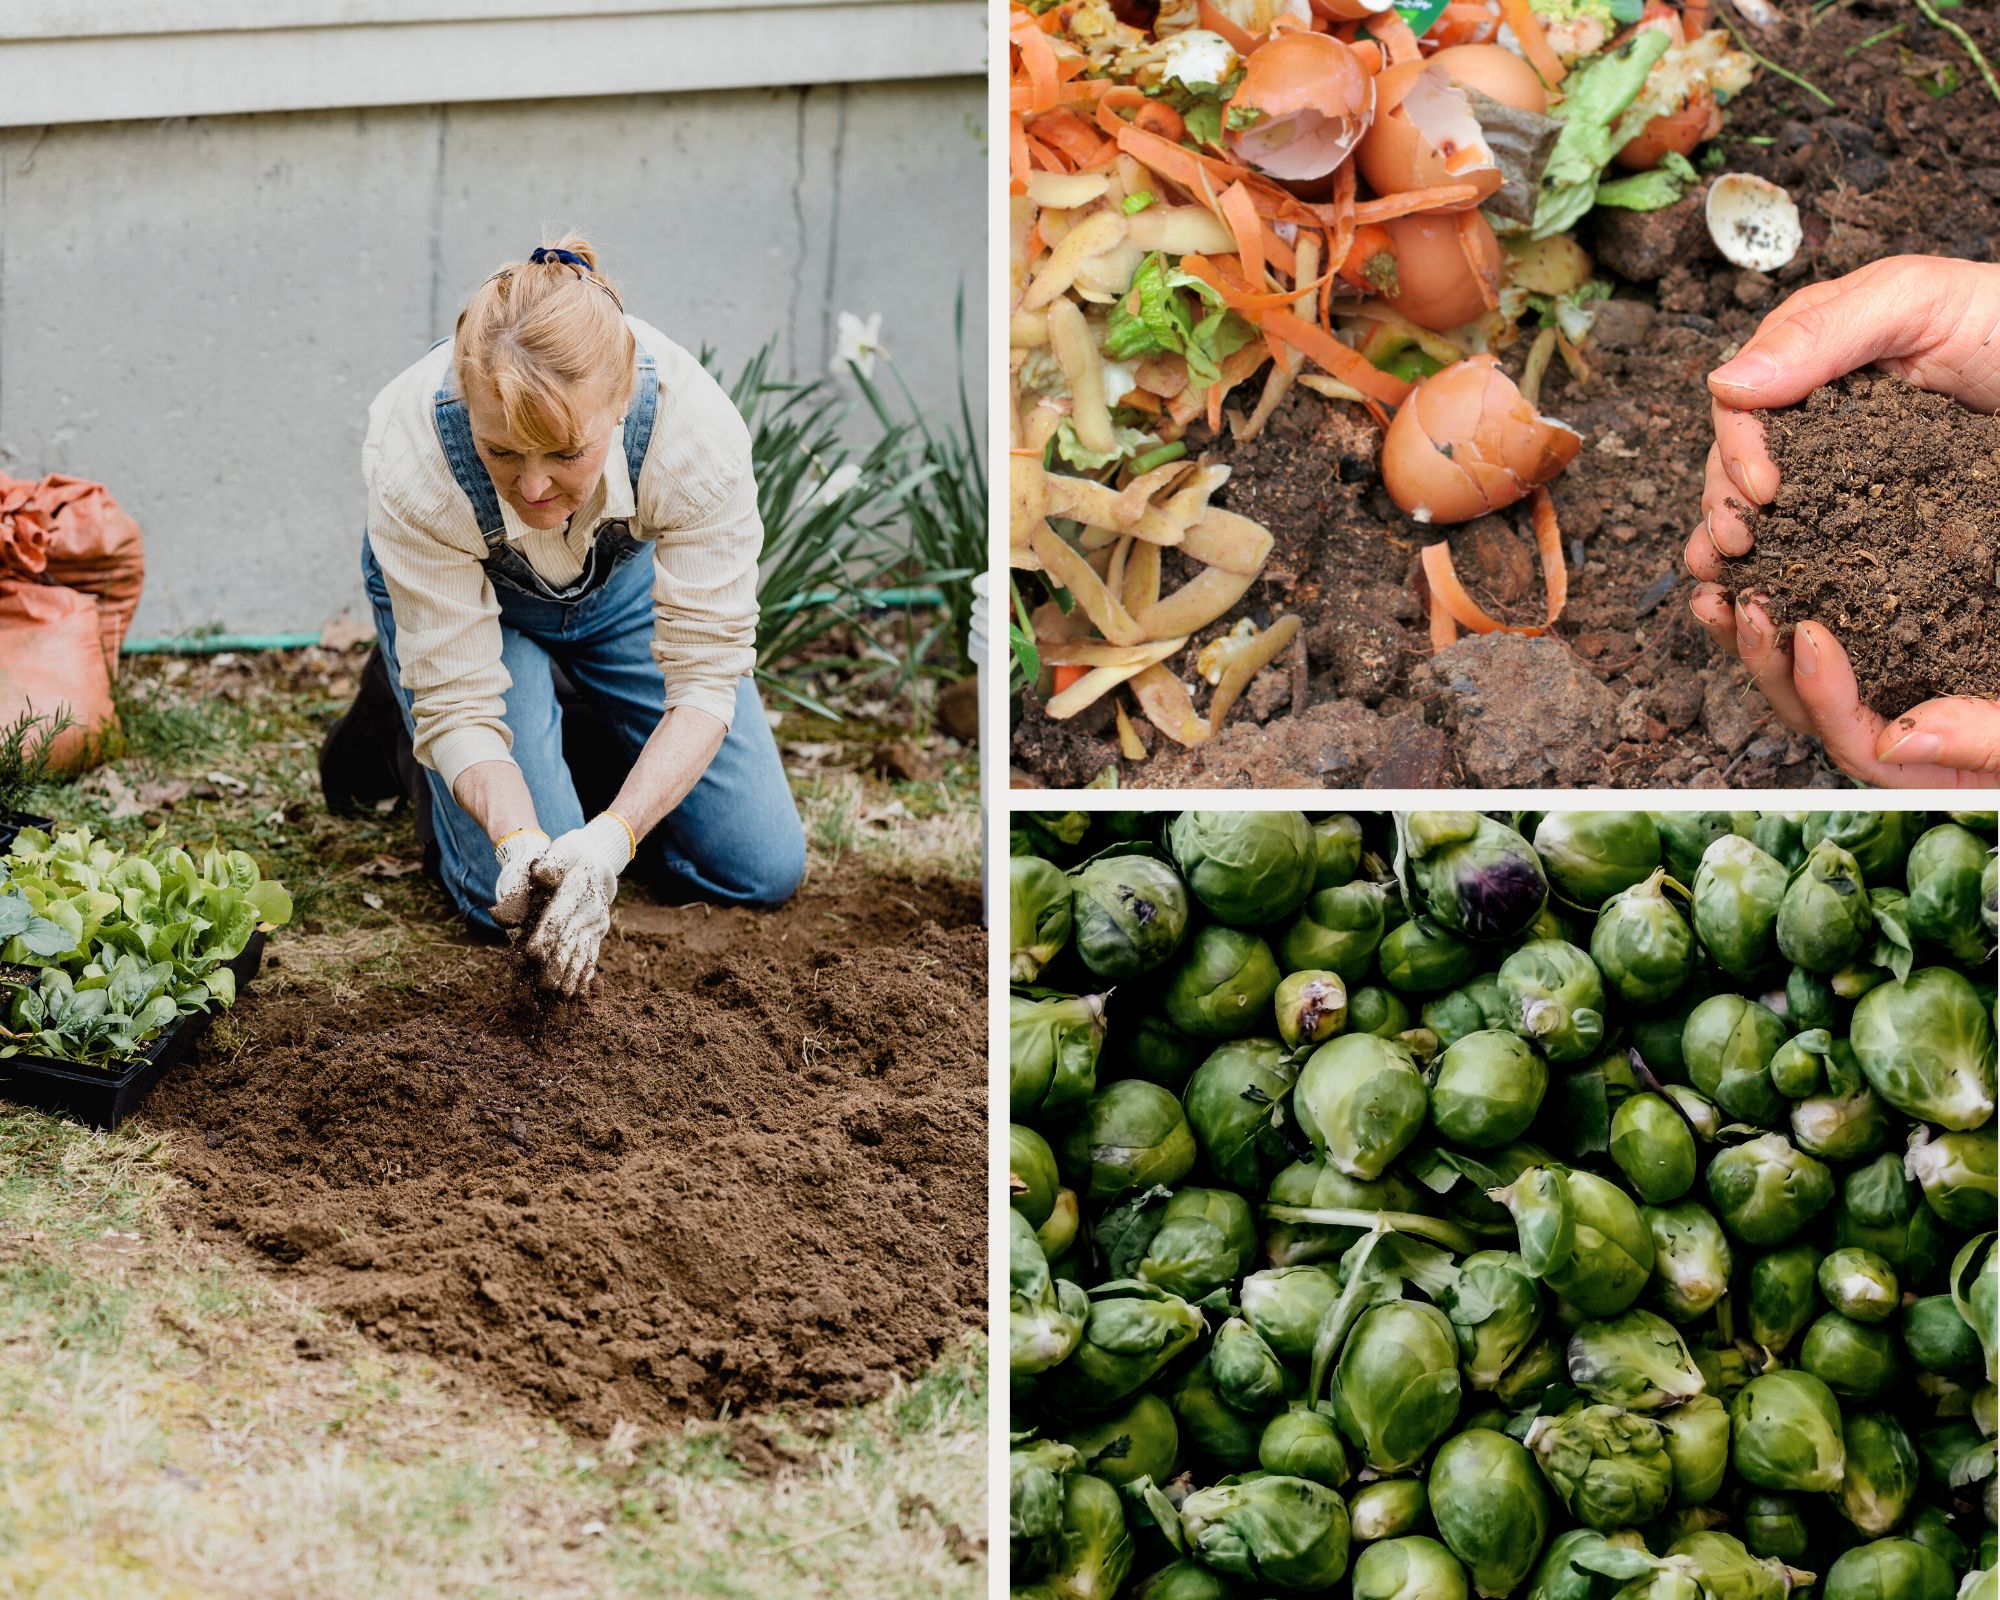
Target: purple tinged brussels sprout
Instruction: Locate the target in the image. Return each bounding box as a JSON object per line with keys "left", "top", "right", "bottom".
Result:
{"left": 1566, "top": 1308, "right": 1706, "bottom": 1410}
{"left": 1850, "top": 967, "right": 1997, "bottom": 1130}
{"left": 1069, "top": 854, "right": 1191, "bottom": 978}
{"left": 1730, "top": 1369, "right": 1846, "bottom": 1493}
{"left": 1294, "top": 1033, "right": 1430, "bottom": 1181}
{"left": 1011, "top": 853, "right": 1073, "bottom": 982}
{"left": 1275, "top": 970, "right": 1348, "bottom": 1051}
{"left": 1401, "top": 811, "right": 1551, "bottom": 942}
{"left": 1428, "top": 1426, "right": 1550, "bottom": 1598}
{"left": 1168, "top": 811, "right": 1318, "bottom": 927}
{"left": 1180, "top": 1473, "right": 1353, "bottom": 1590}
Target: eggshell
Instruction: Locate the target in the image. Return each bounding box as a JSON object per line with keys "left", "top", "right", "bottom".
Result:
{"left": 1382, "top": 354, "right": 1582, "bottom": 524}
{"left": 1429, "top": 43, "right": 1548, "bottom": 115}
{"left": 1613, "top": 83, "right": 1719, "bottom": 170}
{"left": 1355, "top": 62, "right": 1503, "bottom": 209}
{"left": 1226, "top": 33, "right": 1376, "bottom": 183}
{"left": 1379, "top": 210, "right": 1502, "bottom": 332}
{"left": 1706, "top": 173, "right": 1802, "bottom": 272}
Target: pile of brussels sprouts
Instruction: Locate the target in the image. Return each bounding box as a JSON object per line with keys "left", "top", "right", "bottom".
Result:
{"left": 1010, "top": 809, "right": 1999, "bottom": 1600}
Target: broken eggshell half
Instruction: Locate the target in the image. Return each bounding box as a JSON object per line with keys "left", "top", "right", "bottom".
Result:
{"left": 1225, "top": 32, "right": 1375, "bottom": 183}
{"left": 1355, "top": 61, "right": 1504, "bottom": 209}
{"left": 1381, "top": 354, "right": 1582, "bottom": 524}
{"left": 1378, "top": 209, "right": 1503, "bottom": 331}
{"left": 1705, "top": 173, "right": 1802, "bottom": 272}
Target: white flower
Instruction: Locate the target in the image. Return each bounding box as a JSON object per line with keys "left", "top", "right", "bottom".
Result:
{"left": 832, "top": 311, "right": 886, "bottom": 379}
{"left": 809, "top": 461, "right": 863, "bottom": 508}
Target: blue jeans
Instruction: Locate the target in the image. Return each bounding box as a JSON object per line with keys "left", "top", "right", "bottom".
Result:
{"left": 362, "top": 536, "right": 805, "bottom": 933}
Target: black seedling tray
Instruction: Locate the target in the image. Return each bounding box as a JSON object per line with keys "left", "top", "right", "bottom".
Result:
{"left": 0, "top": 932, "right": 266, "bottom": 1130}
{"left": 0, "top": 810, "right": 55, "bottom": 856}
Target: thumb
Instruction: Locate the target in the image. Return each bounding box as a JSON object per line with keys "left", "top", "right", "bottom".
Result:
{"left": 1875, "top": 698, "right": 2000, "bottom": 778}
{"left": 1709, "top": 275, "right": 1928, "bottom": 410}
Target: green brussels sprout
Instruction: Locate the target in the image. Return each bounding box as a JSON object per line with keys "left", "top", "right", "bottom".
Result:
{"left": 1263, "top": 1159, "right": 1425, "bottom": 1266}
{"left": 1403, "top": 811, "right": 1550, "bottom": 941}
{"left": 1705, "top": 1133, "right": 1833, "bottom": 1246}
{"left": 1424, "top": 974, "right": 1513, "bottom": 1049}
{"left": 1294, "top": 1033, "right": 1429, "bottom": 1181}
{"left": 1657, "top": 1394, "right": 1731, "bottom": 1507}
{"left": 1524, "top": 1527, "right": 1663, "bottom": 1600}
{"left": 1746, "top": 1243, "right": 1819, "bottom": 1354}
{"left": 1428, "top": 1426, "right": 1550, "bottom": 1599}
{"left": 1730, "top": 1369, "right": 1846, "bottom": 1492}
{"left": 1916, "top": 1418, "right": 1996, "bottom": 1503}
{"left": 1901, "top": 1505, "right": 1972, "bottom": 1575}
{"left": 1611, "top": 1095, "right": 1698, "bottom": 1205}
{"left": 1011, "top": 1206, "right": 1088, "bottom": 1379}
{"left": 1802, "top": 811, "right": 1913, "bottom": 882}
{"left": 1182, "top": 1039, "right": 1298, "bottom": 1192}
{"left": 1040, "top": 1279, "right": 1207, "bottom": 1418}
{"left": 1115, "top": 1006, "right": 1208, "bottom": 1092}
{"left": 1525, "top": 1402, "right": 1674, "bottom": 1531}
{"left": 1643, "top": 1204, "right": 1732, "bottom": 1323}
{"left": 1661, "top": 1084, "right": 1721, "bottom": 1142}
{"left": 1566, "top": 1309, "right": 1706, "bottom": 1410}
{"left": 1259, "top": 1403, "right": 1352, "bottom": 1487}
{"left": 1035, "top": 1468, "right": 1136, "bottom": 1600}
{"left": 1681, "top": 994, "right": 1788, "bottom": 1125}
{"left": 1906, "top": 823, "right": 1993, "bottom": 965}
{"left": 1440, "top": 1250, "right": 1544, "bottom": 1391}
{"left": 1739, "top": 1494, "right": 1808, "bottom": 1562}
{"left": 1850, "top": 967, "right": 1997, "bottom": 1130}
{"left": 1692, "top": 834, "right": 1787, "bottom": 981}
{"left": 1171, "top": 1351, "right": 1269, "bottom": 1467}
{"left": 1655, "top": 811, "right": 1754, "bottom": 886}
{"left": 1905, "top": 1125, "right": 1998, "bottom": 1230}
{"left": 1820, "top": 1538, "right": 1956, "bottom": 1600}
{"left": 1591, "top": 871, "right": 1694, "bottom": 1008}
{"left": 1310, "top": 814, "right": 1366, "bottom": 889}
{"left": 1785, "top": 964, "right": 1840, "bottom": 1033}
{"left": 1278, "top": 881, "right": 1389, "bottom": 983}
{"left": 1834, "top": 1152, "right": 1952, "bottom": 1280}
{"left": 1500, "top": 941, "right": 1607, "bottom": 1063}
{"left": 1012, "top": 1123, "right": 1064, "bottom": 1228}
{"left": 1790, "top": 1081, "right": 1893, "bottom": 1163}
{"left": 1431, "top": 1030, "right": 1549, "bottom": 1150}
{"left": 1011, "top": 991, "right": 1106, "bottom": 1120}
{"left": 1350, "top": 1478, "right": 1429, "bottom": 1543}
{"left": 1799, "top": 1312, "right": 1902, "bottom": 1399}
{"left": 1063, "top": 1393, "right": 1181, "bottom": 1488}
{"left": 1352, "top": 1534, "right": 1469, "bottom": 1600}
{"left": 1124, "top": 1186, "right": 1259, "bottom": 1301}
{"left": 1379, "top": 915, "right": 1479, "bottom": 994}
{"left": 1751, "top": 813, "right": 1806, "bottom": 871}
{"left": 1837, "top": 1411, "right": 1921, "bottom": 1538}
{"left": 1815, "top": 1247, "right": 1899, "bottom": 1325}
{"left": 1902, "top": 1294, "right": 1986, "bottom": 1380}
{"left": 1331, "top": 1300, "right": 1463, "bottom": 1471}
{"left": 1061, "top": 1079, "right": 1198, "bottom": 1204}
{"left": 1164, "top": 927, "right": 1285, "bottom": 1041}
{"left": 1949, "top": 1232, "right": 1996, "bottom": 1386}
{"left": 1210, "top": 1316, "right": 1289, "bottom": 1416}
{"left": 1240, "top": 1265, "right": 1341, "bottom": 1365}
{"left": 1776, "top": 837, "right": 1872, "bottom": 974}
{"left": 1275, "top": 970, "right": 1347, "bottom": 1051}
{"left": 1497, "top": 1167, "right": 1656, "bottom": 1318}
{"left": 1495, "top": 1330, "right": 1569, "bottom": 1410}
{"left": 1011, "top": 1436, "right": 1082, "bottom": 1577}
{"left": 1070, "top": 854, "right": 1190, "bottom": 978}
{"left": 1129, "top": 1560, "right": 1233, "bottom": 1600}
{"left": 1012, "top": 854, "right": 1074, "bottom": 982}
{"left": 1347, "top": 985, "right": 1414, "bottom": 1037}
{"left": 1168, "top": 811, "right": 1318, "bottom": 928}
{"left": 1534, "top": 812, "right": 1663, "bottom": 910}
{"left": 1180, "top": 1474, "right": 1352, "bottom": 1590}
{"left": 1665, "top": 1531, "right": 1811, "bottom": 1600}
{"left": 1767, "top": 1028, "right": 1836, "bottom": 1098}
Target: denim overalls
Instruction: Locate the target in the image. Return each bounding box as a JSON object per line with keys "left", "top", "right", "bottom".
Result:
{"left": 361, "top": 343, "right": 805, "bottom": 934}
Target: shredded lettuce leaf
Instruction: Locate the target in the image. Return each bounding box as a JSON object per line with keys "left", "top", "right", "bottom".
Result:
{"left": 1530, "top": 29, "right": 1673, "bottom": 239}
{"left": 1103, "top": 252, "right": 1259, "bottom": 389}
{"left": 1594, "top": 150, "right": 1699, "bottom": 212}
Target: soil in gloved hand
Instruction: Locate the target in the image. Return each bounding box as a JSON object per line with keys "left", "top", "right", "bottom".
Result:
{"left": 1724, "top": 370, "right": 2000, "bottom": 719}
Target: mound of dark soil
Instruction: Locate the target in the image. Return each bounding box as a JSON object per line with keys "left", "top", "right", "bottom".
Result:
{"left": 1724, "top": 371, "right": 2000, "bottom": 718}
{"left": 150, "top": 874, "right": 987, "bottom": 1437}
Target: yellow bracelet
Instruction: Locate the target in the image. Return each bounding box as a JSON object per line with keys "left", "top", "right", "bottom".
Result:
{"left": 495, "top": 826, "right": 549, "bottom": 849}
{"left": 602, "top": 808, "right": 639, "bottom": 863}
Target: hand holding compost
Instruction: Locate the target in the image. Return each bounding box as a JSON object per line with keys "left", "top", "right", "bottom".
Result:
{"left": 1009, "top": 807, "right": 1999, "bottom": 1600}
{"left": 1684, "top": 256, "right": 2000, "bottom": 789}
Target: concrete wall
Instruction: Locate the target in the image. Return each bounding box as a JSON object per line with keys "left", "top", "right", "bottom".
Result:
{"left": 0, "top": 77, "right": 985, "bottom": 637}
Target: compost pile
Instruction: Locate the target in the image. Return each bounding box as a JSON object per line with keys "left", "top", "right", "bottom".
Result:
{"left": 155, "top": 876, "right": 987, "bottom": 1436}
{"left": 1723, "top": 370, "right": 2000, "bottom": 721}
{"left": 1009, "top": 808, "right": 1998, "bottom": 1600}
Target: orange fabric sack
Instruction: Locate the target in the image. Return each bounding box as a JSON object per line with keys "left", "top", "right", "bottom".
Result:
{"left": 0, "top": 579, "right": 115, "bottom": 773}
{"left": 0, "top": 473, "right": 146, "bottom": 668}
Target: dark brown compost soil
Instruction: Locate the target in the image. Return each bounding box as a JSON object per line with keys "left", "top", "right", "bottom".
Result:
{"left": 1723, "top": 370, "right": 2000, "bottom": 718}
{"left": 150, "top": 874, "right": 987, "bottom": 1437}
{"left": 1011, "top": 0, "right": 2000, "bottom": 791}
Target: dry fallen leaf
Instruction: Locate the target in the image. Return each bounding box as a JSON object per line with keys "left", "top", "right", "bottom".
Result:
{"left": 357, "top": 855, "right": 423, "bottom": 879}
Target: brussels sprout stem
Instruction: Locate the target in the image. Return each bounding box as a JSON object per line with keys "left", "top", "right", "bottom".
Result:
{"left": 1521, "top": 999, "right": 1563, "bottom": 1038}
{"left": 1261, "top": 1204, "right": 1479, "bottom": 1255}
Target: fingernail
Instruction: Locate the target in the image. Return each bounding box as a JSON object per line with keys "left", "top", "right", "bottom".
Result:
{"left": 1737, "top": 604, "right": 1762, "bottom": 650}
{"left": 1713, "top": 350, "right": 1777, "bottom": 389}
{"left": 1794, "top": 625, "right": 1818, "bottom": 677}
{"left": 1881, "top": 731, "right": 1943, "bottom": 765}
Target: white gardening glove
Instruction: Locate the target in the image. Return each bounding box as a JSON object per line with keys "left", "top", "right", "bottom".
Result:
{"left": 521, "top": 812, "right": 636, "bottom": 996}
{"left": 491, "top": 827, "right": 551, "bottom": 929}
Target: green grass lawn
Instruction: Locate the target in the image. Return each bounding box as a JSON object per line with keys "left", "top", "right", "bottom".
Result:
{"left": 0, "top": 648, "right": 987, "bottom": 1600}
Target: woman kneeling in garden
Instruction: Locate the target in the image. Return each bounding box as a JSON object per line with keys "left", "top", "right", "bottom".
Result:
{"left": 356, "top": 236, "right": 804, "bottom": 994}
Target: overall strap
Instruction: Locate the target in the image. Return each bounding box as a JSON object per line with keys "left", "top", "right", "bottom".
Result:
{"left": 622, "top": 345, "right": 659, "bottom": 499}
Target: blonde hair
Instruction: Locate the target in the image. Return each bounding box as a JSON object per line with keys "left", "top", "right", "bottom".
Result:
{"left": 454, "top": 233, "right": 634, "bottom": 452}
